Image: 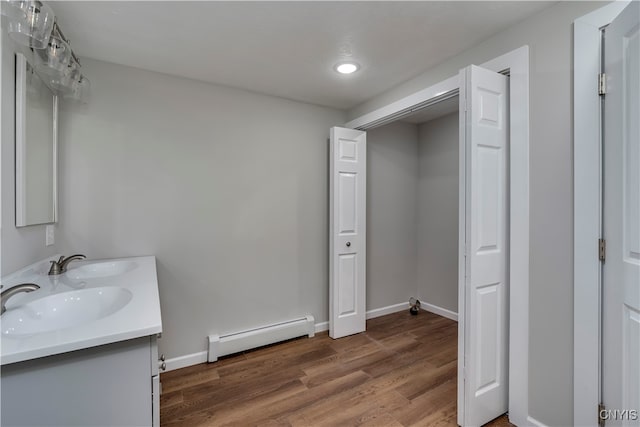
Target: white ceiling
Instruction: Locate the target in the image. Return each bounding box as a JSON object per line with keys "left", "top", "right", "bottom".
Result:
{"left": 52, "top": 1, "right": 554, "bottom": 110}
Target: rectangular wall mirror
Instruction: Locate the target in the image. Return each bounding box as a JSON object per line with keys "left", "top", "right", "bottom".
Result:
{"left": 15, "top": 52, "right": 57, "bottom": 227}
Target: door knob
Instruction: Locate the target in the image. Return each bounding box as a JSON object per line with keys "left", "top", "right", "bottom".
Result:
{"left": 346, "top": 242, "right": 351, "bottom": 247}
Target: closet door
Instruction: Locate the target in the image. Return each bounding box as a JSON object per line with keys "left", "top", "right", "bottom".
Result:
{"left": 458, "top": 65, "right": 509, "bottom": 427}
{"left": 329, "top": 127, "right": 367, "bottom": 339}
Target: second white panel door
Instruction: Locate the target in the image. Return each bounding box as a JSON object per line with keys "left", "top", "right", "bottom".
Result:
{"left": 329, "top": 127, "right": 367, "bottom": 339}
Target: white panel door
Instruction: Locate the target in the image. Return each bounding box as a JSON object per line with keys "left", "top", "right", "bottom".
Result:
{"left": 330, "top": 127, "right": 366, "bottom": 339}
{"left": 603, "top": 3, "right": 640, "bottom": 426}
{"left": 458, "top": 65, "right": 509, "bottom": 427}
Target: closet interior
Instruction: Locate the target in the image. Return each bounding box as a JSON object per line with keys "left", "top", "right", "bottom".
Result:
{"left": 366, "top": 96, "right": 459, "bottom": 316}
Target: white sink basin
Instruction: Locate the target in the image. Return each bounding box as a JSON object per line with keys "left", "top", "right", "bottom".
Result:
{"left": 66, "top": 261, "right": 138, "bottom": 280}
{"left": 2, "top": 287, "right": 133, "bottom": 336}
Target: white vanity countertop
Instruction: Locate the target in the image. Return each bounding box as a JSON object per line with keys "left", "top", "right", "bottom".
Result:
{"left": 0, "top": 256, "right": 162, "bottom": 365}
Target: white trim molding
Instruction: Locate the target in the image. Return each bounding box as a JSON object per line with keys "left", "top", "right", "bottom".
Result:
{"left": 573, "top": 3, "right": 630, "bottom": 425}
{"left": 420, "top": 302, "right": 458, "bottom": 321}
{"left": 365, "top": 302, "right": 407, "bottom": 320}
{"left": 319, "top": 302, "right": 409, "bottom": 333}
{"left": 345, "top": 76, "right": 459, "bottom": 130}
{"left": 314, "top": 321, "right": 329, "bottom": 334}
{"left": 164, "top": 351, "right": 208, "bottom": 372}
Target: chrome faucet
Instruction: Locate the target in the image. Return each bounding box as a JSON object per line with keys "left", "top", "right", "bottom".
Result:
{"left": 48, "top": 254, "right": 86, "bottom": 275}
{"left": 1, "top": 283, "right": 40, "bottom": 314}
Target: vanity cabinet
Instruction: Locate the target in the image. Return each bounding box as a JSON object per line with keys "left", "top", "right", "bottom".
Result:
{"left": 1, "top": 335, "right": 161, "bottom": 426}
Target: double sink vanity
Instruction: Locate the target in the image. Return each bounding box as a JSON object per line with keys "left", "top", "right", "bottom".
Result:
{"left": 4, "top": 25, "right": 165, "bottom": 426}
{"left": 0, "top": 255, "right": 163, "bottom": 426}
{"left": 3, "top": 26, "right": 165, "bottom": 427}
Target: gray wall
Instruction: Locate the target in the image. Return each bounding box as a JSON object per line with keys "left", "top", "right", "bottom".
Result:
{"left": 347, "top": 2, "right": 609, "bottom": 425}
{"left": 1, "top": 27, "right": 63, "bottom": 276}
{"left": 56, "top": 59, "right": 347, "bottom": 360}
{"left": 417, "top": 113, "right": 459, "bottom": 313}
{"left": 366, "top": 121, "right": 419, "bottom": 310}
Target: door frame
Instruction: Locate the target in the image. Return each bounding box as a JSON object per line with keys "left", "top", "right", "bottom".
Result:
{"left": 344, "top": 45, "right": 530, "bottom": 426}
{"left": 573, "top": 2, "right": 631, "bottom": 425}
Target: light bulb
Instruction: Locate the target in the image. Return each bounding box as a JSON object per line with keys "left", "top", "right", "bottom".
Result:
{"left": 335, "top": 62, "right": 359, "bottom": 74}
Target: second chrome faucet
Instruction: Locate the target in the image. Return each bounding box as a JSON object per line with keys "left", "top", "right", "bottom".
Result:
{"left": 48, "top": 254, "right": 86, "bottom": 275}
{"left": 1, "top": 283, "right": 39, "bottom": 314}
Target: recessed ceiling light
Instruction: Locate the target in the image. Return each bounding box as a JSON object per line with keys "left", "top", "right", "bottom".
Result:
{"left": 335, "top": 62, "right": 359, "bottom": 74}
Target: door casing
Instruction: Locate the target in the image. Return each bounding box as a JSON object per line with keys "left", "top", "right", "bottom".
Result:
{"left": 343, "top": 46, "right": 530, "bottom": 426}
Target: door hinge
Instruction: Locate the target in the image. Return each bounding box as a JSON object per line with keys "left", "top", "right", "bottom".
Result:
{"left": 598, "top": 73, "right": 606, "bottom": 95}
{"left": 599, "top": 238, "right": 606, "bottom": 262}
{"left": 598, "top": 403, "right": 606, "bottom": 427}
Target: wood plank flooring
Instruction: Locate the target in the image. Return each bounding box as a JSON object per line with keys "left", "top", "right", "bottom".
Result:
{"left": 160, "top": 311, "right": 513, "bottom": 427}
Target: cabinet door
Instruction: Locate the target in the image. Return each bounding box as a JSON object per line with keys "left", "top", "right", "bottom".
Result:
{"left": 1, "top": 338, "right": 153, "bottom": 426}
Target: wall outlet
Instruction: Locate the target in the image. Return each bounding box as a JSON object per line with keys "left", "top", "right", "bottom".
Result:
{"left": 45, "top": 225, "right": 55, "bottom": 246}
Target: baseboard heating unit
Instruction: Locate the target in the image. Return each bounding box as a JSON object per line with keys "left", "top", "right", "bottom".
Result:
{"left": 207, "top": 315, "right": 315, "bottom": 362}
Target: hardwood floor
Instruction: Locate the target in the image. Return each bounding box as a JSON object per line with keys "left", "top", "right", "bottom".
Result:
{"left": 160, "top": 311, "right": 512, "bottom": 427}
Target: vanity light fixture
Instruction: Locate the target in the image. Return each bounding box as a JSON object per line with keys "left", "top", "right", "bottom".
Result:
{"left": 36, "top": 33, "right": 71, "bottom": 75}
{"left": 2, "top": 0, "right": 90, "bottom": 103}
{"left": 4, "top": 0, "right": 55, "bottom": 49}
{"left": 334, "top": 62, "right": 360, "bottom": 75}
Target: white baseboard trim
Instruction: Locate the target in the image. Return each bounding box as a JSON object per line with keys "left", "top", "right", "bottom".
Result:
{"left": 164, "top": 351, "right": 208, "bottom": 372}
{"left": 315, "top": 321, "right": 329, "bottom": 333}
{"left": 420, "top": 302, "right": 458, "bottom": 321}
{"left": 167, "top": 302, "right": 410, "bottom": 372}
{"left": 526, "top": 415, "right": 549, "bottom": 427}
{"left": 366, "top": 302, "right": 408, "bottom": 319}
{"left": 316, "top": 302, "right": 408, "bottom": 334}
